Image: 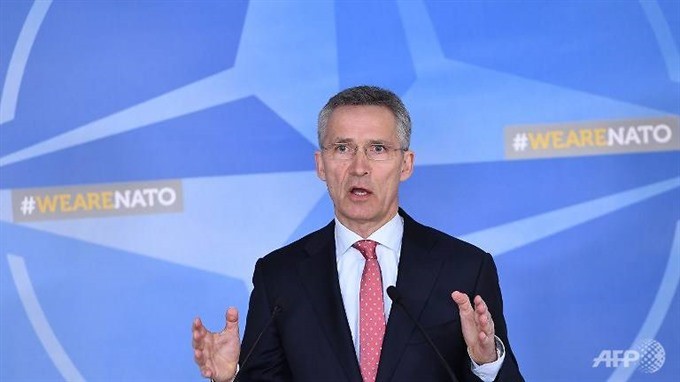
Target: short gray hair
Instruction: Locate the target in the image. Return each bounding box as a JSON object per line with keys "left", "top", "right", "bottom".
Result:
{"left": 317, "top": 86, "right": 411, "bottom": 149}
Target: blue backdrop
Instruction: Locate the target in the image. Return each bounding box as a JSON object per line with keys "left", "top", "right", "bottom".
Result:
{"left": 1, "top": 1, "right": 678, "bottom": 381}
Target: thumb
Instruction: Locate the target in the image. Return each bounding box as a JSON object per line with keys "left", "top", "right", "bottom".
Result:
{"left": 224, "top": 307, "right": 239, "bottom": 333}
{"left": 451, "top": 291, "right": 472, "bottom": 313}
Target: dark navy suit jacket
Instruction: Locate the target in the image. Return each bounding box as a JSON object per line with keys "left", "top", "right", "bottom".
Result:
{"left": 238, "top": 209, "right": 524, "bottom": 382}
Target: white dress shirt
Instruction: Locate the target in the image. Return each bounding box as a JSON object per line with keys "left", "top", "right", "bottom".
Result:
{"left": 334, "top": 213, "right": 504, "bottom": 381}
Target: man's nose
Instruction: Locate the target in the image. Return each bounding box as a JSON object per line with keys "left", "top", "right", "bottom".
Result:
{"left": 349, "top": 148, "right": 370, "bottom": 175}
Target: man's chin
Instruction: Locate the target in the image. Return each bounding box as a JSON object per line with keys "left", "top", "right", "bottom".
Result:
{"left": 336, "top": 208, "right": 383, "bottom": 227}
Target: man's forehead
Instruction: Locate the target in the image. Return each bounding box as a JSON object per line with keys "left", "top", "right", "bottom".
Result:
{"left": 326, "top": 106, "right": 398, "bottom": 140}
{"left": 333, "top": 104, "right": 391, "bottom": 113}
{"left": 325, "top": 130, "right": 398, "bottom": 142}
{"left": 329, "top": 137, "right": 393, "bottom": 144}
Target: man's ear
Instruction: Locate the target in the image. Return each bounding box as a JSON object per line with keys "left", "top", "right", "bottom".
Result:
{"left": 400, "top": 150, "right": 415, "bottom": 182}
{"left": 315, "top": 151, "right": 326, "bottom": 181}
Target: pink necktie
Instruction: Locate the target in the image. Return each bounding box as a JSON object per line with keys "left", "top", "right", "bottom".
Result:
{"left": 353, "top": 240, "right": 385, "bottom": 382}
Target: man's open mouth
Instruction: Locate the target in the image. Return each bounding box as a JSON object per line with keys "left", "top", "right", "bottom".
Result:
{"left": 350, "top": 187, "right": 371, "bottom": 196}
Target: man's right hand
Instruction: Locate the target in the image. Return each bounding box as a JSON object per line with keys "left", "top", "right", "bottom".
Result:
{"left": 193, "top": 307, "right": 241, "bottom": 382}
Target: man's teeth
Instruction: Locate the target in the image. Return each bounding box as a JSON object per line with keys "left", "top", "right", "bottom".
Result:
{"left": 352, "top": 189, "right": 368, "bottom": 195}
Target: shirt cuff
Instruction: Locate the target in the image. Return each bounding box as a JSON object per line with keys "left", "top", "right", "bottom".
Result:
{"left": 469, "top": 335, "right": 505, "bottom": 382}
{"left": 210, "top": 364, "right": 239, "bottom": 382}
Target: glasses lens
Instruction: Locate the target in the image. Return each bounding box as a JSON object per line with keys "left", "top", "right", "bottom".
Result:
{"left": 326, "top": 144, "right": 401, "bottom": 160}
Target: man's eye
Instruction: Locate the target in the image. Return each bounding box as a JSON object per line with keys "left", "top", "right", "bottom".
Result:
{"left": 370, "top": 144, "right": 387, "bottom": 153}
{"left": 335, "top": 144, "right": 349, "bottom": 153}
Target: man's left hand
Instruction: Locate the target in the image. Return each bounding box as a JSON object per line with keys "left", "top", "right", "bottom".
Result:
{"left": 451, "top": 291, "right": 497, "bottom": 365}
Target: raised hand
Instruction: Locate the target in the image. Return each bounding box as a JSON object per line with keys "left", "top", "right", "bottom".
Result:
{"left": 451, "top": 291, "right": 497, "bottom": 365}
{"left": 192, "top": 307, "right": 241, "bottom": 382}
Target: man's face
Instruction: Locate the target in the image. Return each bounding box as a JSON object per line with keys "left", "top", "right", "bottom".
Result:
{"left": 315, "top": 105, "right": 414, "bottom": 236}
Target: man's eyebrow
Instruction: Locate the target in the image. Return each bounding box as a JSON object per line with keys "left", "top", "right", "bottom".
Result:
{"left": 367, "top": 139, "right": 390, "bottom": 145}
{"left": 330, "top": 138, "right": 354, "bottom": 144}
{"left": 329, "top": 138, "right": 393, "bottom": 145}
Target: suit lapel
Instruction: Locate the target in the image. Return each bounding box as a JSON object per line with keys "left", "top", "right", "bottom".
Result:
{"left": 297, "top": 221, "right": 363, "bottom": 382}
{"left": 377, "top": 210, "right": 445, "bottom": 382}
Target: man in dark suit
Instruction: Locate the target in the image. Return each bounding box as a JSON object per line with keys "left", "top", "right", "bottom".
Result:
{"left": 193, "top": 86, "right": 524, "bottom": 382}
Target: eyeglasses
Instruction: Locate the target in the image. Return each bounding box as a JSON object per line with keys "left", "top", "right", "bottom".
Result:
{"left": 321, "top": 142, "right": 406, "bottom": 161}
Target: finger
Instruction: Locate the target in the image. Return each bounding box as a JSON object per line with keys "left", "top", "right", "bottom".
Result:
{"left": 227, "top": 307, "right": 239, "bottom": 325}
{"left": 192, "top": 324, "right": 207, "bottom": 349}
{"left": 473, "top": 295, "right": 488, "bottom": 315}
{"left": 473, "top": 296, "right": 489, "bottom": 325}
{"left": 227, "top": 307, "right": 239, "bottom": 321}
{"left": 201, "top": 367, "right": 213, "bottom": 378}
{"left": 193, "top": 317, "right": 207, "bottom": 335}
{"left": 486, "top": 313, "right": 495, "bottom": 336}
{"left": 192, "top": 318, "right": 203, "bottom": 339}
{"left": 473, "top": 296, "right": 495, "bottom": 336}
{"left": 451, "top": 291, "right": 473, "bottom": 314}
{"left": 194, "top": 348, "right": 205, "bottom": 365}
{"left": 193, "top": 322, "right": 206, "bottom": 337}
{"left": 192, "top": 331, "right": 201, "bottom": 349}
{"left": 476, "top": 316, "right": 493, "bottom": 342}
{"left": 224, "top": 307, "right": 239, "bottom": 332}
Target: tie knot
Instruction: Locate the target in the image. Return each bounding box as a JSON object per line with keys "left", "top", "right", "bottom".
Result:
{"left": 353, "top": 240, "right": 378, "bottom": 260}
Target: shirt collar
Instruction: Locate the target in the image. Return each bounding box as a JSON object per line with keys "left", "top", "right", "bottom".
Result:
{"left": 334, "top": 212, "right": 404, "bottom": 256}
